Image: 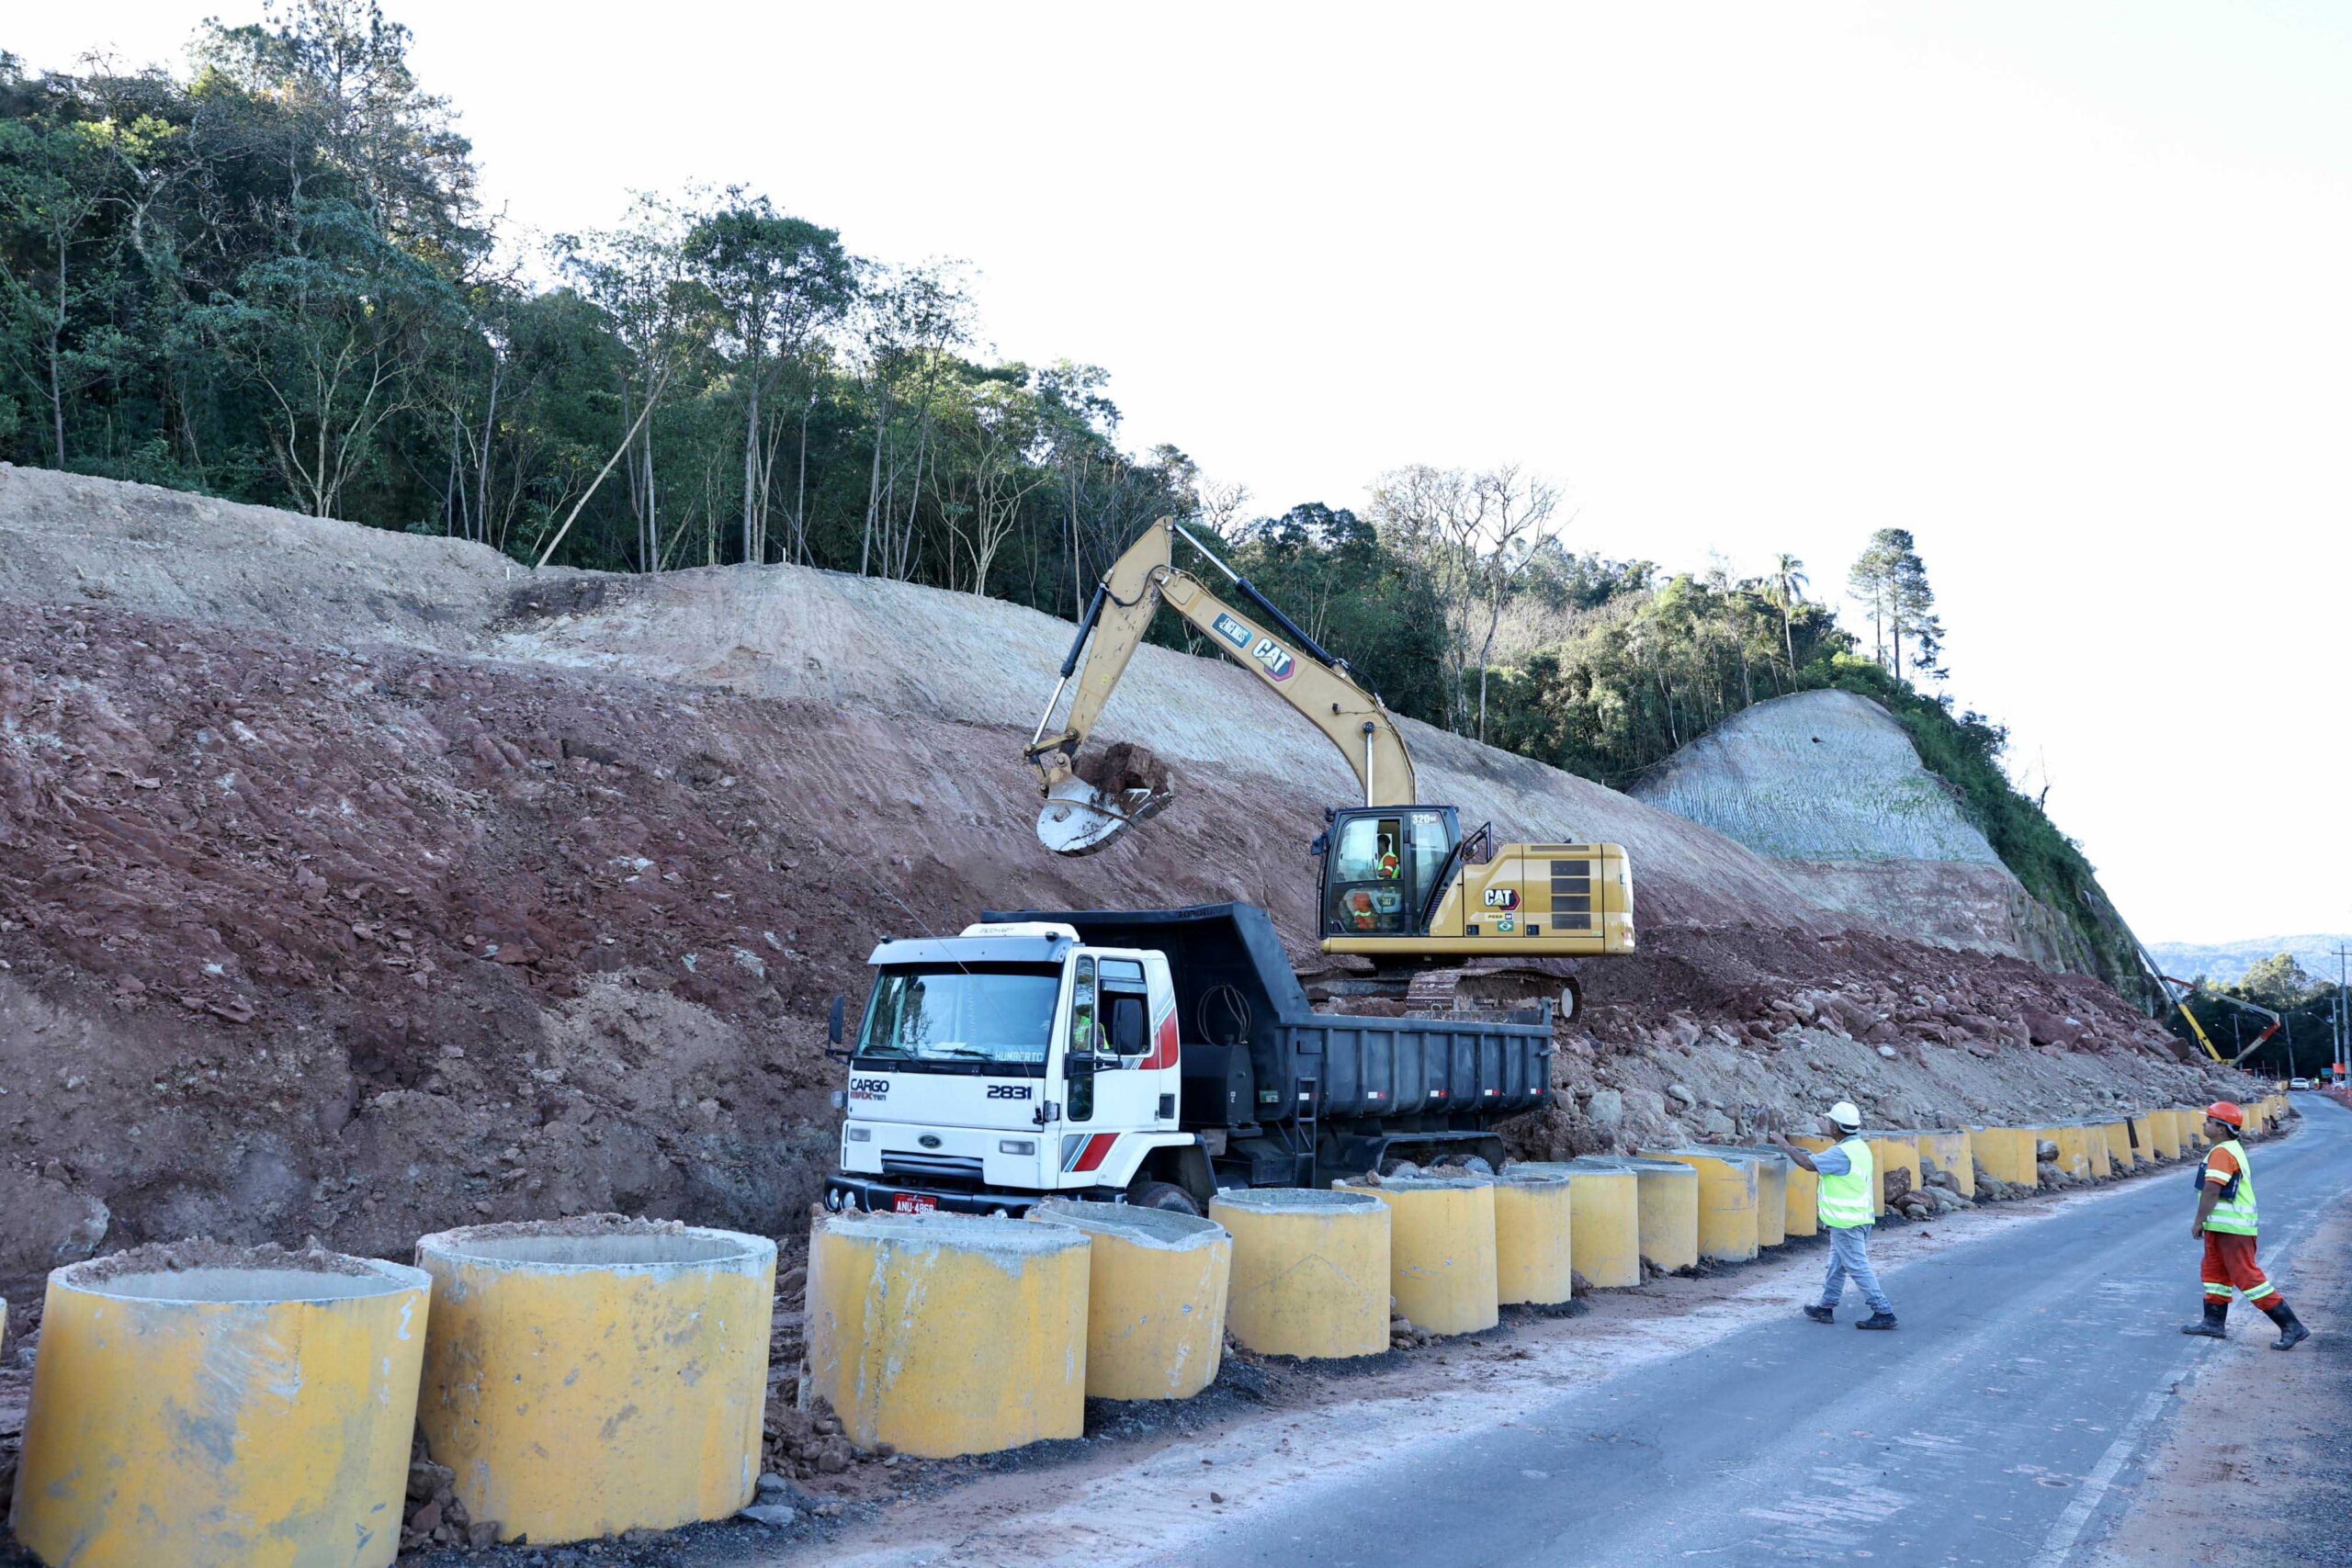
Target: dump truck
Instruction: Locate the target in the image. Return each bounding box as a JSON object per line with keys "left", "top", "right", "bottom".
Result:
{"left": 821, "top": 902, "right": 1553, "bottom": 1217}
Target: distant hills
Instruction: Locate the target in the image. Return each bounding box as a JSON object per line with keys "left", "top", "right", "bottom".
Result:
{"left": 2144, "top": 935, "right": 2352, "bottom": 987}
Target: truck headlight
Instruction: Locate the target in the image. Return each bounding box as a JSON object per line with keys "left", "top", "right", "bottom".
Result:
{"left": 998, "top": 1139, "right": 1037, "bottom": 1156}
{"left": 845, "top": 1126, "right": 871, "bottom": 1142}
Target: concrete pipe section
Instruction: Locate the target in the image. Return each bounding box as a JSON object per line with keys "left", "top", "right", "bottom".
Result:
{"left": 1491, "top": 1171, "right": 1577, "bottom": 1306}
{"left": 1513, "top": 1162, "right": 1641, "bottom": 1288}
{"left": 2100, "top": 1120, "right": 2137, "bottom": 1171}
{"left": 13, "top": 1243, "right": 430, "bottom": 1568}
{"left": 1642, "top": 1150, "right": 1759, "bottom": 1264}
{"left": 1915, "top": 1129, "right": 1975, "bottom": 1198}
{"left": 2139, "top": 1111, "right": 2182, "bottom": 1161}
{"left": 1585, "top": 1157, "right": 1699, "bottom": 1274}
{"left": 1968, "top": 1127, "right": 2037, "bottom": 1189}
{"left": 1337, "top": 1175, "right": 1499, "bottom": 1337}
{"left": 809, "top": 1211, "right": 1087, "bottom": 1458}
{"left": 1211, "top": 1188, "right": 1391, "bottom": 1359}
{"left": 2050, "top": 1123, "right": 2093, "bottom": 1180}
{"left": 416, "top": 1216, "right": 777, "bottom": 1543}
{"left": 2176, "top": 1108, "right": 2204, "bottom": 1152}
{"left": 1722, "top": 1145, "right": 1808, "bottom": 1239}
{"left": 1865, "top": 1135, "right": 1919, "bottom": 1215}
{"left": 1031, "top": 1201, "right": 1230, "bottom": 1400}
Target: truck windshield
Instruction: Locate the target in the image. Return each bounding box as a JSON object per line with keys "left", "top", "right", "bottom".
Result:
{"left": 855, "top": 964, "right": 1061, "bottom": 1073}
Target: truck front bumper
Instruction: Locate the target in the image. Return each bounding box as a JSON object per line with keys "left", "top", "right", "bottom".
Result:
{"left": 824, "top": 1173, "right": 1091, "bottom": 1217}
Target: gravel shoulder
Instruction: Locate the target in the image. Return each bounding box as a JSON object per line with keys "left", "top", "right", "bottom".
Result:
{"left": 2089, "top": 1097, "right": 2352, "bottom": 1568}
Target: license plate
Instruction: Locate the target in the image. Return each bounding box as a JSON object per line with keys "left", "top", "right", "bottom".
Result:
{"left": 892, "top": 1193, "right": 936, "bottom": 1215}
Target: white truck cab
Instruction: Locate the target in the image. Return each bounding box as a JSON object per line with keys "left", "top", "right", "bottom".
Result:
{"left": 825, "top": 920, "right": 1204, "bottom": 1215}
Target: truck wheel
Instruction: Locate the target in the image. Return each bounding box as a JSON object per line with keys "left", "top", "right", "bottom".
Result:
{"left": 1128, "top": 1179, "right": 1205, "bottom": 1216}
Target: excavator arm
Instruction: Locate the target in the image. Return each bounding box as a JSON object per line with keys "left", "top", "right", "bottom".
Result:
{"left": 2136, "top": 942, "right": 2286, "bottom": 1066}
{"left": 1026, "top": 518, "right": 1417, "bottom": 854}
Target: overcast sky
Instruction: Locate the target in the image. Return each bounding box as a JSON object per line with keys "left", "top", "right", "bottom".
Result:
{"left": 16, "top": 2, "right": 2350, "bottom": 943}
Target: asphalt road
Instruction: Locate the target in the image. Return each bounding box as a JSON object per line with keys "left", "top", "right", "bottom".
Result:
{"left": 1148, "top": 1101, "right": 2351, "bottom": 1568}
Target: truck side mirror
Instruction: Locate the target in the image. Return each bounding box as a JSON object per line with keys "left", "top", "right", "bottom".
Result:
{"left": 827, "top": 994, "right": 846, "bottom": 1046}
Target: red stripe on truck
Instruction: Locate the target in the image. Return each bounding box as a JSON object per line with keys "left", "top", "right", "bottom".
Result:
{"left": 1139, "top": 1009, "right": 1181, "bottom": 1070}
{"left": 1071, "top": 1133, "right": 1119, "bottom": 1173}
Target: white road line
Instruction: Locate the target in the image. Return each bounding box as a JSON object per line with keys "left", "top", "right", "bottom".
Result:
{"left": 2027, "top": 1382, "right": 2177, "bottom": 1568}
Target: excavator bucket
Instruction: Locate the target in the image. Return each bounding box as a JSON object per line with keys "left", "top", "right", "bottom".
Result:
{"left": 1035, "top": 743, "right": 1175, "bottom": 857}
{"left": 1037, "top": 776, "right": 1153, "bottom": 856}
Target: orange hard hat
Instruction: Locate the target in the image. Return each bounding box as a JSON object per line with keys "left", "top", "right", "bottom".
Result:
{"left": 2204, "top": 1101, "right": 2245, "bottom": 1128}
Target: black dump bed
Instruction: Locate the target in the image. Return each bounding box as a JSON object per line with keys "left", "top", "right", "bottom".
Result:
{"left": 984, "top": 903, "right": 1552, "bottom": 1130}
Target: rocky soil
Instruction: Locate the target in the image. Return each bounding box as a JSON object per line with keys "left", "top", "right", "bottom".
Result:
{"left": 0, "top": 465, "right": 2251, "bottom": 1310}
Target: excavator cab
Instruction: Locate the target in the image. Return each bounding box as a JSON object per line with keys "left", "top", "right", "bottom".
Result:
{"left": 1317, "top": 807, "right": 1464, "bottom": 938}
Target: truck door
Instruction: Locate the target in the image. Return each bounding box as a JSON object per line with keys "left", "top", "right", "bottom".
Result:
{"left": 1086, "top": 956, "right": 1172, "bottom": 1131}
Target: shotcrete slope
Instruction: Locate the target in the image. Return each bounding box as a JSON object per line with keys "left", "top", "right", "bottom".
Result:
{"left": 0, "top": 468, "right": 2242, "bottom": 1295}
{"left": 1631, "top": 689, "right": 2121, "bottom": 976}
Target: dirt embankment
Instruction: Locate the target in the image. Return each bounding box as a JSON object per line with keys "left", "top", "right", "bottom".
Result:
{"left": 0, "top": 467, "right": 2251, "bottom": 1302}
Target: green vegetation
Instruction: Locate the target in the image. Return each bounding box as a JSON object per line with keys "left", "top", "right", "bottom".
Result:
{"left": 1, "top": 6, "right": 2138, "bottom": 982}
{"left": 0, "top": 6, "right": 1190, "bottom": 609}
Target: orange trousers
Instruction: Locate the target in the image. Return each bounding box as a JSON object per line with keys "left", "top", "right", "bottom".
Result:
{"left": 2201, "top": 1231, "right": 2280, "bottom": 1306}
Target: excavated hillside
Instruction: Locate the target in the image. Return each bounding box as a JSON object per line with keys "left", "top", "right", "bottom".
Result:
{"left": 1629, "top": 690, "right": 2133, "bottom": 979}
{"left": 0, "top": 468, "right": 2244, "bottom": 1295}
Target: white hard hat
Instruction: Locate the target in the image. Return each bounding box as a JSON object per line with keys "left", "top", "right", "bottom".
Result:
{"left": 1828, "top": 1100, "right": 1862, "bottom": 1131}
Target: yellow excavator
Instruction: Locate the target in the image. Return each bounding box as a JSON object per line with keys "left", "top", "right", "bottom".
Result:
{"left": 1023, "top": 517, "right": 1634, "bottom": 1010}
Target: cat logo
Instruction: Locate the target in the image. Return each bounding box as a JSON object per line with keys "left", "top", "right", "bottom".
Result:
{"left": 1482, "top": 886, "right": 1521, "bottom": 910}
{"left": 1249, "top": 637, "right": 1295, "bottom": 682}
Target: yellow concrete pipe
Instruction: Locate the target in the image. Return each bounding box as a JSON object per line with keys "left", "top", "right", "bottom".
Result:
{"left": 1613, "top": 1157, "right": 1702, "bottom": 1272}
{"left": 1642, "top": 1149, "right": 1758, "bottom": 1263}
{"left": 2177, "top": 1107, "right": 2210, "bottom": 1152}
{"left": 808, "top": 1211, "right": 1086, "bottom": 1458}
{"left": 1337, "top": 1175, "right": 1498, "bottom": 1337}
{"left": 1967, "top": 1127, "right": 2035, "bottom": 1189}
{"left": 1211, "top": 1188, "right": 1390, "bottom": 1359}
{"left": 2077, "top": 1122, "right": 2115, "bottom": 1179}
{"left": 2100, "top": 1120, "right": 2136, "bottom": 1171}
{"left": 1491, "top": 1170, "right": 1577, "bottom": 1306}
{"left": 1510, "top": 1162, "right": 1641, "bottom": 1287}
{"left": 13, "top": 1248, "right": 429, "bottom": 1568}
{"left": 2142, "top": 1110, "right": 2183, "bottom": 1161}
{"left": 417, "top": 1218, "right": 776, "bottom": 1543}
{"left": 1031, "top": 1201, "right": 1229, "bottom": 1400}
{"left": 1717, "top": 1146, "right": 1794, "bottom": 1244}
{"left": 1866, "top": 1135, "right": 1919, "bottom": 1214}
{"left": 2051, "top": 1123, "right": 2091, "bottom": 1179}
{"left": 1914, "top": 1130, "right": 1975, "bottom": 1198}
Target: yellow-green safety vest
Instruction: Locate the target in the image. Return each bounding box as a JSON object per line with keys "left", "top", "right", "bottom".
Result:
{"left": 1817, "top": 1135, "right": 1875, "bottom": 1228}
{"left": 2199, "top": 1137, "right": 2258, "bottom": 1235}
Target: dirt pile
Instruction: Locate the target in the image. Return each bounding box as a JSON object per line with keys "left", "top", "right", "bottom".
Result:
{"left": 0, "top": 466, "right": 2253, "bottom": 1300}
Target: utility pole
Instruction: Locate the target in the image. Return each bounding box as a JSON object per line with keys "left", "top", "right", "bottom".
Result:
{"left": 2335, "top": 942, "right": 2350, "bottom": 1086}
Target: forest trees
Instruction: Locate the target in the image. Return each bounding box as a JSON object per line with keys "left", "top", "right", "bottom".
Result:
{"left": 0, "top": 8, "right": 1186, "bottom": 613}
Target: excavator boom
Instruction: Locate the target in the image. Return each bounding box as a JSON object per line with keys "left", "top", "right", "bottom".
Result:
{"left": 1027, "top": 519, "right": 1416, "bottom": 852}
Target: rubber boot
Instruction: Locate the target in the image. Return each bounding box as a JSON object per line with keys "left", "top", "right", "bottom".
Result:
{"left": 1855, "top": 1310, "right": 1898, "bottom": 1330}
{"left": 2181, "top": 1298, "right": 2228, "bottom": 1338}
{"left": 2261, "top": 1301, "right": 2310, "bottom": 1351}
{"left": 1804, "top": 1303, "right": 1836, "bottom": 1324}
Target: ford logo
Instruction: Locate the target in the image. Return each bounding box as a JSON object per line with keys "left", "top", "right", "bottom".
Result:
{"left": 918, "top": 1134, "right": 943, "bottom": 1149}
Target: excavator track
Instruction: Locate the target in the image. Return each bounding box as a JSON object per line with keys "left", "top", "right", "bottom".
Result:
{"left": 1304, "top": 960, "right": 1580, "bottom": 1024}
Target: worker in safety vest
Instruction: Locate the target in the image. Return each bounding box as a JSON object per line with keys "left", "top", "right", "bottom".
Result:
{"left": 1377, "top": 834, "right": 1400, "bottom": 879}
{"left": 1770, "top": 1100, "right": 1897, "bottom": 1330}
{"left": 2182, "top": 1100, "right": 2310, "bottom": 1349}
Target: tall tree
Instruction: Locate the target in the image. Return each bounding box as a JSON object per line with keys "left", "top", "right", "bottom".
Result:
{"left": 1769, "top": 552, "right": 1808, "bottom": 671}
{"left": 684, "top": 194, "right": 852, "bottom": 567}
